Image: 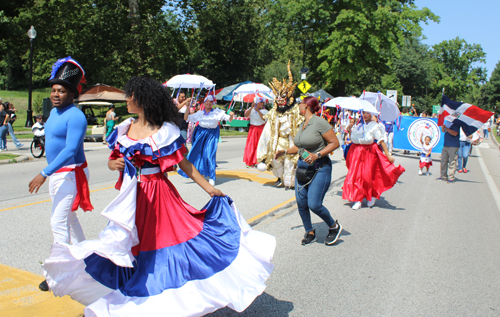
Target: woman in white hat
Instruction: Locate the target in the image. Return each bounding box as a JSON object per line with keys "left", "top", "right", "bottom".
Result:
{"left": 342, "top": 108, "right": 405, "bottom": 210}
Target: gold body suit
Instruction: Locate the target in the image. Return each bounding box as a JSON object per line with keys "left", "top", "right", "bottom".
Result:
{"left": 257, "top": 62, "right": 304, "bottom": 187}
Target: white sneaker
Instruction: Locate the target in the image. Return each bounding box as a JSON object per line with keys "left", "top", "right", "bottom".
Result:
{"left": 418, "top": 169, "right": 422, "bottom": 175}
{"left": 367, "top": 197, "right": 376, "bottom": 208}
{"left": 208, "top": 179, "right": 215, "bottom": 186}
{"left": 352, "top": 201, "right": 362, "bottom": 210}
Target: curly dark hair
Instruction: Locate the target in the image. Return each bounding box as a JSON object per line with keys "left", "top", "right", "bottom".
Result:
{"left": 124, "top": 77, "right": 178, "bottom": 128}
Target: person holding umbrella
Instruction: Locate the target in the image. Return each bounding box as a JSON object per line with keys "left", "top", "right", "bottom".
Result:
{"left": 179, "top": 94, "right": 234, "bottom": 185}
{"left": 342, "top": 105, "right": 405, "bottom": 210}
{"left": 243, "top": 97, "right": 268, "bottom": 167}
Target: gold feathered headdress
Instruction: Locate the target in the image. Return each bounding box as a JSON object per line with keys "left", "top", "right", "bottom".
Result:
{"left": 269, "top": 61, "right": 297, "bottom": 107}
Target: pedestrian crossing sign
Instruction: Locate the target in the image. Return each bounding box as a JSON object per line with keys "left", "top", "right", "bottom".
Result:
{"left": 298, "top": 80, "right": 311, "bottom": 94}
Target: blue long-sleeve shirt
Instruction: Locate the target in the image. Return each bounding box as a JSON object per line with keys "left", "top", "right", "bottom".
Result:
{"left": 42, "top": 104, "right": 87, "bottom": 176}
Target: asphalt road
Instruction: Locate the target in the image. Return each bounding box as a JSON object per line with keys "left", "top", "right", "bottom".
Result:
{"left": 1, "top": 136, "right": 500, "bottom": 316}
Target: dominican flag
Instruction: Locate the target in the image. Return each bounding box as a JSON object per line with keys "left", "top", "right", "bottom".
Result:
{"left": 439, "top": 95, "right": 494, "bottom": 135}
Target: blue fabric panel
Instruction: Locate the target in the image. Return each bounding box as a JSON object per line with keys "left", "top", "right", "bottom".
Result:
{"left": 84, "top": 196, "right": 240, "bottom": 297}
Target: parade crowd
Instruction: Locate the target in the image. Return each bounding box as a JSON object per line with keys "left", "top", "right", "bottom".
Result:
{"left": 0, "top": 56, "right": 492, "bottom": 317}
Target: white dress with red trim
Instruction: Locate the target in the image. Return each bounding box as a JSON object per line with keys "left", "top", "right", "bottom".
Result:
{"left": 42, "top": 118, "right": 276, "bottom": 317}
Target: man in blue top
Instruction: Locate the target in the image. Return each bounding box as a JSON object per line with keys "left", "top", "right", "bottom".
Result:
{"left": 28, "top": 57, "right": 93, "bottom": 292}
{"left": 437, "top": 121, "right": 460, "bottom": 183}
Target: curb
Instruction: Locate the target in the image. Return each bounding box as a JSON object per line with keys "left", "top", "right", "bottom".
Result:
{"left": 0, "top": 154, "right": 30, "bottom": 165}
{"left": 491, "top": 127, "right": 499, "bottom": 148}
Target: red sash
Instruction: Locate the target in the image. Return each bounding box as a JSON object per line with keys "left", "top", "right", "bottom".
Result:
{"left": 55, "top": 161, "right": 94, "bottom": 212}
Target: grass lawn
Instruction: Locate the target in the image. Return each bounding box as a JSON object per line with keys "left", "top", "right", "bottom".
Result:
{"left": 0, "top": 153, "right": 19, "bottom": 160}
{"left": 220, "top": 129, "right": 248, "bottom": 136}
{"left": 2, "top": 89, "right": 249, "bottom": 138}
{"left": 7, "top": 133, "right": 34, "bottom": 140}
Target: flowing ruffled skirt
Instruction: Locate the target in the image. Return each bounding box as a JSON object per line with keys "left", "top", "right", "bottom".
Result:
{"left": 419, "top": 161, "right": 432, "bottom": 168}
{"left": 243, "top": 124, "right": 265, "bottom": 166}
{"left": 342, "top": 143, "right": 405, "bottom": 202}
{"left": 42, "top": 175, "right": 275, "bottom": 317}
{"left": 179, "top": 126, "right": 219, "bottom": 180}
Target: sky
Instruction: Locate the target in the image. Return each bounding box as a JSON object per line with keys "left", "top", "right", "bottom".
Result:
{"left": 417, "top": 0, "right": 500, "bottom": 80}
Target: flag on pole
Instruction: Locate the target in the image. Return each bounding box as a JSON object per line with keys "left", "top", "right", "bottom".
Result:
{"left": 439, "top": 95, "right": 494, "bottom": 135}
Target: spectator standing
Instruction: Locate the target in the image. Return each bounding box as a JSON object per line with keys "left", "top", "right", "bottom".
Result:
{"left": 4, "top": 102, "right": 24, "bottom": 148}
{"left": 437, "top": 121, "right": 460, "bottom": 183}
{"left": 104, "top": 105, "right": 119, "bottom": 143}
{"left": 0, "top": 104, "right": 9, "bottom": 151}
{"left": 482, "top": 120, "right": 491, "bottom": 139}
{"left": 457, "top": 128, "right": 472, "bottom": 174}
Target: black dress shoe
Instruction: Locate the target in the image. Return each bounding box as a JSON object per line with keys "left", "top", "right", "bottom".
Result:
{"left": 274, "top": 178, "right": 283, "bottom": 187}
{"left": 39, "top": 280, "right": 49, "bottom": 291}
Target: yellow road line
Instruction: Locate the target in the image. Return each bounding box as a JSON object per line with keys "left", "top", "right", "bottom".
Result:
{"left": 246, "top": 196, "right": 296, "bottom": 224}
{"left": 0, "top": 185, "right": 115, "bottom": 213}
{"left": 2, "top": 170, "right": 276, "bottom": 212}
{"left": 0, "top": 264, "right": 84, "bottom": 317}
{"left": 216, "top": 170, "right": 276, "bottom": 185}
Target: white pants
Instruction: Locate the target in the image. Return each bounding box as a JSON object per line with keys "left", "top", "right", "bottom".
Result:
{"left": 48, "top": 168, "right": 89, "bottom": 244}
{"left": 386, "top": 132, "right": 394, "bottom": 152}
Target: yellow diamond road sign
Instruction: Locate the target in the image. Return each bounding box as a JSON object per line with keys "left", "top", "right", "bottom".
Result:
{"left": 298, "top": 80, "right": 311, "bottom": 93}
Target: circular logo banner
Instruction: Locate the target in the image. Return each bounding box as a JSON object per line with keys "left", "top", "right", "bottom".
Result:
{"left": 407, "top": 118, "right": 441, "bottom": 150}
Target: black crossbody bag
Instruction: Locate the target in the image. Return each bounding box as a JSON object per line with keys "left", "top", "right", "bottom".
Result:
{"left": 296, "top": 156, "right": 328, "bottom": 186}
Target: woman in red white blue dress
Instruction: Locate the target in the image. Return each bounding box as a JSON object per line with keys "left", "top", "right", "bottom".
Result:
{"left": 342, "top": 110, "right": 405, "bottom": 210}
{"left": 42, "top": 77, "right": 275, "bottom": 317}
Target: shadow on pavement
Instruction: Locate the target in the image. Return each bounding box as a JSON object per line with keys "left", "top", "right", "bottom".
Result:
{"left": 341, "top": 196, "right": 405, "bottom": 211}
{"left": 207, "top": 292, "right": 294, "bottom": 317}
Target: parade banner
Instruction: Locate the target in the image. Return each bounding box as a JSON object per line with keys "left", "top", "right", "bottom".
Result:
{"left": 393, "top": 116, "right": 444, "bottom": 153}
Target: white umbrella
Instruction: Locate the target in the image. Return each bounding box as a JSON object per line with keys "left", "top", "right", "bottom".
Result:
{"left": 233, "top": 83, "right": 272, "bottom": 95}
{"left": 324, "top": 96, "right": 378, "bottom": 114}
{"left": 165, "top": 74, "right": 215, "bottom": 89}
{"left": 324, "top": 96, "right": 348, "bottom": 108}
{"left": 360, "top": 91, "right": 400, "bottom": 121}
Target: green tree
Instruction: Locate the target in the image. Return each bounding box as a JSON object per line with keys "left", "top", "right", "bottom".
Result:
{"left": 2, "top": 0, "right": 185, "bottom": 90}
{"left": 430, "top": 37, "right": 487, "bottom": 101}
{"left": 173, "top": 0, "right": 265, "bottom": 87}
{"left": 484, "top": 61, "right": 500, "bottom": 113}
{"left": 262, "top": 0, "right": 438, "bottom": 96}
{"left": 392, "top": 39, "right": 434, "bottom": 113}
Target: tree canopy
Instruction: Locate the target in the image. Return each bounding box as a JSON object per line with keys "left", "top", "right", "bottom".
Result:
{"left": 0, "top": 0, "right": 497, "bottom": 113}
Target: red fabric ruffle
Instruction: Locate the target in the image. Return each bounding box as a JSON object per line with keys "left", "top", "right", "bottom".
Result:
{"left": 419, "top": 161, "right": 432, "bottom": 168}
{"left": 342, "top": 143, "right": 405, "bottom": 202}
{"left": 243, "top": 124, "right": 265, "bottom": 166}
{"left": 132, "top": 173, "right": 205, "bottom": 255}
